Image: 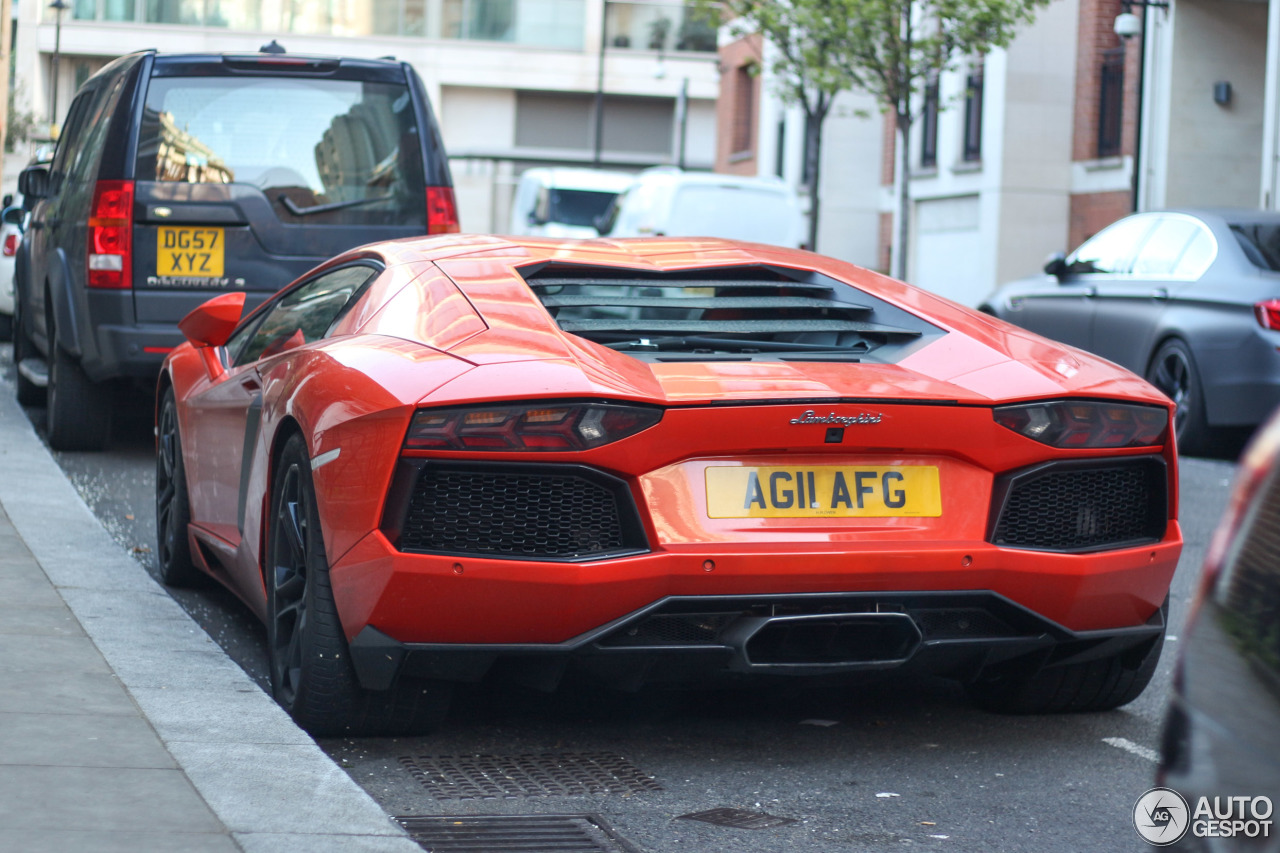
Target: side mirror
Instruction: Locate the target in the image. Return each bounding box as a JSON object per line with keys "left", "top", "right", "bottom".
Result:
{"left": 179, "top": 292, "right": 246, "bottom": 348}
{"left": 1, "top": 206, "right": 23, "bottom": 226}
{"left": 1043, "top": 252, "right": 1068, "bottom": 279}
{"left": 18, "top": 165, "right": 50, "bottom": 200}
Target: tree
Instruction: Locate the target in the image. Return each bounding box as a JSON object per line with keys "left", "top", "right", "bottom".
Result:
{"left": 706, "top": 1, "right": 863, "bottom": 252}
{"left": 713, "top": 0, "right": 1049, "bottom": 277}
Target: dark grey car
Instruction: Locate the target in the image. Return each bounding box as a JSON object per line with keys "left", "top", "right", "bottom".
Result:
{"left": 980, "top": 210, "right": 1280, "bottom": 454}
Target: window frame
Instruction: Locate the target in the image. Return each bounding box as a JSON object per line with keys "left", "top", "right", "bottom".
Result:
{"left": 224, "top": 261, "right": 384, "bottom": 368}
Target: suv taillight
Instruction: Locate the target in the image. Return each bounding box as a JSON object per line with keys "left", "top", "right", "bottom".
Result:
{"left": 88, "top": 180, "right": 134, "bottom": 289}
{"left": 2, "top": 233, "right": 18, "bottom": 257}
{"left": 426, "top": 186, "right": 460, "bottom": 235}
{"left": 1255, "top": 299, "right": 1280, "bottom": 330}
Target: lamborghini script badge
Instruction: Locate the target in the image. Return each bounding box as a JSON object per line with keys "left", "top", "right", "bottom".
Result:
{"left": 790, "top": 409, "right": 883, "bottom": 426}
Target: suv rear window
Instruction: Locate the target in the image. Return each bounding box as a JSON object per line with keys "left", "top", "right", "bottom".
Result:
{"left": 135, "top": 76, "right": 426, "bottom": 226}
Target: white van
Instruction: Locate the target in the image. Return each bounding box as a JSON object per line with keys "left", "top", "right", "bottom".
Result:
{"left": 598, "top": 167, "right": 806, "bottom": 248}
{"left": 508, "top": 167, "right": 636, "bottom": 238}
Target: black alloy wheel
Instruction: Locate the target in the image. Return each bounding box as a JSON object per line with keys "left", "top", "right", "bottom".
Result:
{"left": 155, "top": 387, "right": 200, "bottom": 586}
{"left": 266, "top": 433, "right": 452, "bottom": 736}
{"left": 1146, "top": 338, "right": 1210, "bottom": 455}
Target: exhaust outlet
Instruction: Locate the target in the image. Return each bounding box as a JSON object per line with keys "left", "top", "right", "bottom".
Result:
{"left": 722, "top": 612, "right": 922, "bottom": 672}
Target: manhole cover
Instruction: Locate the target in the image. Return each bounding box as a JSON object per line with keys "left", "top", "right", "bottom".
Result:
{"left": 399, "top": 752, "right": 663, "bottom": 800}
{"left": 397, "top": 814, "right": 642, "bottom": 853}
{"left": 678, "top": 807, "right": 798, "bottom": 830}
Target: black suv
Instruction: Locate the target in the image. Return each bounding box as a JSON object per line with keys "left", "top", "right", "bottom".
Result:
{"left": 15, "top": 47, "right": 457, "bottom": 450}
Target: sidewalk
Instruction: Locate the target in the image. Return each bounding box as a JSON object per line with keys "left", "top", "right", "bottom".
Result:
{"left": 0, "top": 383, "right": 422, "bottom": 852}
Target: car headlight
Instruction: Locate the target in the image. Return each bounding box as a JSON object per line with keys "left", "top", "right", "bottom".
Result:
{"left": 993, "top": 401, "right": 1168, "bottom": 448}
{"left": 404, "top": 402, "right": 663, "bottom": 451}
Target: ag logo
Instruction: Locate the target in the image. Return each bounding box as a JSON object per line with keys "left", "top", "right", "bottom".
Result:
{"left": 1135, "top": 787, "right": 1190, "bottom": 845}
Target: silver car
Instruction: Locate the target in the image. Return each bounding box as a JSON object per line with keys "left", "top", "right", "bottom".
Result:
{"left": 981, "top": 210, "right": 1280, "bottom": 454}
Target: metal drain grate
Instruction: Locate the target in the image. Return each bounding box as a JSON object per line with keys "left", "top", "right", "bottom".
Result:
{"left": 399, "top": 753, "right": 663, "bottom": 800}
{"left": 396, "top": 814, "right": 641, "bottom": 853}
{"left": 678, "top": 807, "right": 798, "bottom": 830}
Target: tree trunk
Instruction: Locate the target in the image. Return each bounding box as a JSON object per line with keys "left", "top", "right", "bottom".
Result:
{"left": 894, "top": 110, "right": 912, "bottom": 281}
{"left": 805, "top": 107, "right": 825, "bottom": 251}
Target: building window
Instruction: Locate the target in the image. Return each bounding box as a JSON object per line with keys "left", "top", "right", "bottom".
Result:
{"left": 731, "top": 64, "right": 755, "bottom": 156}
{"left": 604, "top": 2, "right": 716, "bottom": 52}
{"left": 962, "top": 59, "right": 984, "bottom": 163}
{"left": 1097, "top": 48, "right": 1125, "bottom": 158}
{"left": 920, "top": 73, "right": 939, "bottom": 169}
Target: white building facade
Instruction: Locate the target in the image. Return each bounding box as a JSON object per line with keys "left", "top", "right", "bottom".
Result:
{"left": 9, "top": 0, "right": 721, "bottom": 232}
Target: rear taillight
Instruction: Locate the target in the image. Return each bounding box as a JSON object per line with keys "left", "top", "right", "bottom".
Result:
{"left": 426, "top": 186, "right": 460, "bottom": 235}
{"left": 994, "top": 400, "right": 1168, "bottom": 448}
{"left": 1255, "top": 299, "right": 1280, "bottom": 330}
{"left": 88, "top": 180, "right": 134, "bottom": 289}
{"left": 2, "top": 232, "right": 19, "bottom": 257}
{"left": 405, "top": 402, "right": 662, "bottom": 451}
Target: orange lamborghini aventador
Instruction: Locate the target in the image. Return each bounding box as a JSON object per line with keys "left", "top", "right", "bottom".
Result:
{"left": 156, "top": 235, "right": 1181, "bottom": 735}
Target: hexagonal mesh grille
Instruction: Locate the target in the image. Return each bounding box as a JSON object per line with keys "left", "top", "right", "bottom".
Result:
{"left": 400, "top": 468, "right": 626, "bottom": 558}
{"left": 993, "top": 463, "right": 1161, "bottom": 551}
{"left": 399, "top": 753, "right": 663, "bottom": 799}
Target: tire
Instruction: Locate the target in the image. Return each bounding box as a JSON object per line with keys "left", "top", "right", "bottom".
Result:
{"left": 47, "top": 342, "right": 112, "bottom": 451}
{"left": 12, "top": 295, "right": 41, "bottom": 406}
{"left": 1146, "top": 338, "right": 1210, "bottom": 456}
{"left": 966, "top": 601, "right": 1166, "bottom": 714}
{"left": 266, "top": 433, "right": 452, "bottom": 736}
{"left": 155, "top": 386, "right": 202, "bottom": 586}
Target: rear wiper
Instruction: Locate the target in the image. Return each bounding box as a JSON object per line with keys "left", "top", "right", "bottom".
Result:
{"left": 600, "top": 334, "right": 869, "bottom": 354}
{"left": 279, "top": 194, "right": 393, "bottom": 217}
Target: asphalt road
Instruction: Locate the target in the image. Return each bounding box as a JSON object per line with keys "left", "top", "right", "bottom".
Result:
{"left": 1, "top": 343, "right": 1241, "bottom": 853}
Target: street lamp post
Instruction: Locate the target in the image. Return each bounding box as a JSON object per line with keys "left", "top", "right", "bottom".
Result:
{"left": 1114, "top": 0, "right": 1169, "bottom": 212}
{"left": 49, "top": 0, "right": 68, "bottom": 130}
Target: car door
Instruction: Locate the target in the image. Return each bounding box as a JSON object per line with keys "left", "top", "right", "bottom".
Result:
{"left": 1012, "top": 215, "right": 1159, "bottom": 351}
{"left": 183, "top": 264, "right": 380, "bottom": 546}
{"left": 1089, "top": 215, "right": 1215, "bottom": 371}
{"left": 23, "top": 90, "right": 96, "bottom": 354}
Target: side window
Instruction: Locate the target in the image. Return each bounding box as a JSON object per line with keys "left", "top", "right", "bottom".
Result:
{"left": 1171, "top": 225, "right": 1217, "bottom": 279}
{"left": 1130, "top": 216, "right": 1199, "bottom": 277}
{"left": 229, "top": 265, "right": 378, "bottom": 366}
{"left": 49, "top": 93, "right": 95, "bottom": 186}
{"left": 1069, "top": 216, "right": 1158, "bottom": 276}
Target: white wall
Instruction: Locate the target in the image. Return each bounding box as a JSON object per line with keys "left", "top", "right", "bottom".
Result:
{"left": 1163, "top": 0, "right": 1269, "bottom": 207}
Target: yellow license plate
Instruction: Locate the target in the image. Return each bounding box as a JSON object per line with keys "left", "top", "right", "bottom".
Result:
{"left": 157, "top": 227, "right": 224, "bottom": 277}
{"left": 706, "top": 465, "right": 942, "bottom": 518}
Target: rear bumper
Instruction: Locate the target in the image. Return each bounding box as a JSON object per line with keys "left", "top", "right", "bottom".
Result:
{"left": 347, "top": 588, "right": 1169, "bottom": 692}
{"left": 330, "top": 527, "right": 1181, "bottom": 689}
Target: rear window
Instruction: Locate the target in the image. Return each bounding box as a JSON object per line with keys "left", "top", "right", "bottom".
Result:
{"left": 135, "top": 76, "right": 426, "bottom": 226}
{"left": 1231, "top": 223, "right": 1280, "bottom": 272}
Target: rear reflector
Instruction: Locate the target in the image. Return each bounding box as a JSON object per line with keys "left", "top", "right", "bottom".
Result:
{"left": 426, "top": 186, "right": 460, "bottom": 235}
{"left": 88, "top": 180, "right": 134, "bottom": 289}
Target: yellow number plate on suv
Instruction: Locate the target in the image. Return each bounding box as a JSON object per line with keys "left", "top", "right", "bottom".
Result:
{"left": 157, "top": 227, "right": 224, "bottom": 277}
{"left": 706, "top": 465, "right": 942, "bottom": 518}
